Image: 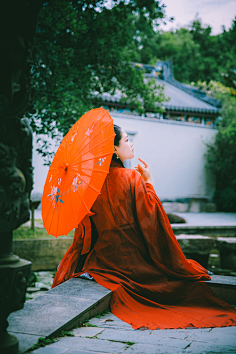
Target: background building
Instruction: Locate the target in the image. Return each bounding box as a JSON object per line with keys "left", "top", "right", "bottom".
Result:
{"left": 32, "top": 60, "right": 220, "bottom": 208}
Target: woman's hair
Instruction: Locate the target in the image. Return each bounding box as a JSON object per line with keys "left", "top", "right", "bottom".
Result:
{"left": 114, "top": 124, "right": 123, "bottom": 147}
{"left": 112, "top": 124, "right": 123, "bottom": 164}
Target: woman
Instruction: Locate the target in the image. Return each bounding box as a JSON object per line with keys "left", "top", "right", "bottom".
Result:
{"left": 52, "top": 125, "right": 236, "bottom": 329}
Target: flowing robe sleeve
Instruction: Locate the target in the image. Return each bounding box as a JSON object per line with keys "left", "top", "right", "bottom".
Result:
{"left": 51, "top": 224, "right": 84, "bottom": 288}
{"left": 132, "top": 171, "right": 210, "bottom": 281}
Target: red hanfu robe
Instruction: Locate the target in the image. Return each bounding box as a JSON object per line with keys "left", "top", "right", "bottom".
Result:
{"left": 52, "top": 160, "right": 236, "bottom": 329}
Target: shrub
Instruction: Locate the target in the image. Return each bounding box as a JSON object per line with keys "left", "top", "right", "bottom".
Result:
{"left": 200, "top": 81, "right": 236, "bottom": 211}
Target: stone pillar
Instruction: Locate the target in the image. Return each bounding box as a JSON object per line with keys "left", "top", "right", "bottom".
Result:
{"left": 0, "top": 1, "right": 42, "bottom": 353}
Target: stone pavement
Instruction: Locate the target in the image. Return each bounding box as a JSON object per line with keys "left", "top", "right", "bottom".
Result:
{"left": 29, "top": 311, "right": 236, "bottom": 354}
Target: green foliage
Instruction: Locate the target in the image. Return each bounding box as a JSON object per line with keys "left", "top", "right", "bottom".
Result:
{"left": 154, "top": 28, "right": 200, "bottom": 83}
{"left": 94, "top": 309, "right": 110, "bottom": 319}
{"left": 30, "top": 337, "right": 58, "bottom": 350}
{"left": 200, "top": 81, "right": 236, "bottom": 211}
{"left": 133, "top": 16, "right": 236, "bottom": 85}
{"left": 60, "top": 330, "right": 74, "bottom": 337}
{"left": 84, "top": 323, "right": 98, "bottom": 327}
{"left": 27, "top": 272, "right": 38, "bottom": 287}
{"left": 29, "top": 330, "right": 74, "bottom": 351}
{"left": 73, "top": 317, "right": 99, "bottom": 328}
{"left": 27, "top": 0, "right": 165, "bottom": 163}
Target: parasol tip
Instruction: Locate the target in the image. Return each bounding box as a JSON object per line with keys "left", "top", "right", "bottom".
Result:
{"left": 64, "top": 163, "right": 69, "bottom": 172}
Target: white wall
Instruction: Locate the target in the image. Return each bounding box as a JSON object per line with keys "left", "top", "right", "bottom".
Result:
{"left": 32, "top": 134, "right": 51, "bottom": 195}
{"left": 32, "top": 112, "right": 217, "bottom": 201}
{"left": 111, "top": 113, "right": 217, "bottom": 201}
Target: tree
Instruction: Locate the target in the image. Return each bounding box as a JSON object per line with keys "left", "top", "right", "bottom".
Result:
{"left": 151, "top": 28, "right": 201, "bottom": 82}
{"left": 200, "top": 81, "right": 236, "bottom": 211}
{"left": 129, "top": 16, "right": 236, "bottom": 85}
{"left": 26, "top": 0, "right": 166, "bottom": 163}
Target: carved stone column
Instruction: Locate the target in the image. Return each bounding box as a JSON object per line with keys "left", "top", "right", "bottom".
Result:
{"left": 0, "top": 1, "right": 42, "bottom": 353}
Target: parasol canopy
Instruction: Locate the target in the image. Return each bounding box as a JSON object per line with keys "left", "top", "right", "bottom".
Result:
{"left": 42, "top": 107, "right": 115, "bottom": 237}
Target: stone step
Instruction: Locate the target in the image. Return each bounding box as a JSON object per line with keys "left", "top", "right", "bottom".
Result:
{"left": 206, "top": 275, "right": 236, "bottom": 305}
{"left": 172, "top": 224, "right": 236, "bottom": 237}
{"left": 176, "top": 234, "right": 215, "bottom": 268}
{"left": 12, "top": 238, "right": 74, "bottom": 271}
{"left": 8, "top": 278, "right": 112, "bottom": 354}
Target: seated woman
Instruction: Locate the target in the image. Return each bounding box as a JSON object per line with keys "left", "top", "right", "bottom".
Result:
{"left": 52, "top": 125, "right": 236, "bottom": 330}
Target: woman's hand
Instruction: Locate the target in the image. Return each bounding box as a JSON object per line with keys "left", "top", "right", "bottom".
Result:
{"left": 135, "top": 158, "right": 153, "bottom": 185}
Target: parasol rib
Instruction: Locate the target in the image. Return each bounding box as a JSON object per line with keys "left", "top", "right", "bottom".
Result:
{"left": 73, "top": 180, "right": 91, "bottom": 214}
{"left": 74, "top": 133, "right": 115, "bottom": 162}
{"left": 71, "top": 110, "right": 113, "bottom": 154}
{"left": 76, "top": 175, "right": 101, "bottom": 193}
{"left": 72, "top": 152, "right": 113, "bottom": 168}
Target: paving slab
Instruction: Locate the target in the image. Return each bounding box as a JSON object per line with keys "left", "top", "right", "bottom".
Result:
{"left": 184, "top": 341, "right": 236, "bottom": 353}
{"left": 72, "top": 327, "right": 105, "bottom": 337}
{"left": 8, "top": 278, "right": 112, "bottom": 353}
{"left": 124, "top": 342, "right": 185, "bottom": 354}
{"left": 152, "top": 337, "right": 190, "bottom": 349}
{"left": 210, "top": 326, "right": 236, "bottom": 335}
{"left": 48, "top": 337, "right": 128, "bottom": 353}
{"left": 97, "top": 328, "right": 191, "bottom": 350}
{"left": 88, "top": 312, "right": 135, "bottom": 330}
{"left": 63, "top": 351, "right": 108, "bottom": 354}
{"left": 151, "top": 328, "right": 211, "bottom": 340}
{"left": 30, "top": 346, "right": 108, "bottom": 354}
{"left": 184, "top": 331, "right": 236, "bottom": 346}
{"left": 97, "top": 328, "right": 155, "bottom": 344}
{"left": 30, "top": 346, "right": 69, "bottom": 354}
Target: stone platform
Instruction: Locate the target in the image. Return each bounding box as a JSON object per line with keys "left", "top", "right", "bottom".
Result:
{"left": 8, "top": 278, "right": 112, "bottom": 353}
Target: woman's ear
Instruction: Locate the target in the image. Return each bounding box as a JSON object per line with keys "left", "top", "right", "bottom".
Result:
{"left": 113, "top": 146, "right": 117, "bottom": 153}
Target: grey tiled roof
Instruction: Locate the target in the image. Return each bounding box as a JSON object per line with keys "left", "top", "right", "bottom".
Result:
{"left": 94, "top": 81, "right": 220, "bottom": 114}
{"left": 159, "top": 79, "right": 220, "bottom": 113}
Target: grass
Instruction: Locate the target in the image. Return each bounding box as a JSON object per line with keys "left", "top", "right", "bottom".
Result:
{"left": 13, "top": 220, "right": 74, "bottom": 239}
{"left": 29, "top": 331, "right": 74, "bottom": 351}
{"left": 94, "top": 310, "right": 110, "bottom": 319}
{"left": 32, "top": 219, "right": 44, "bottom": 225}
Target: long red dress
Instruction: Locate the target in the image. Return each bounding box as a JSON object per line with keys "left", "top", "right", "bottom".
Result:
{"left": 52, "top": 160, "right": 236, "bottom": 329}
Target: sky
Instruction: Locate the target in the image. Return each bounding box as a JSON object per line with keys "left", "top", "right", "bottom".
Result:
{"left": 158, "top": 0, "right": 236, "bottom": 34}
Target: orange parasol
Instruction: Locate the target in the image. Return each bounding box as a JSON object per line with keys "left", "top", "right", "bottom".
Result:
{"left": 41, "top": 107, "right": 115, "bottom": 238}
